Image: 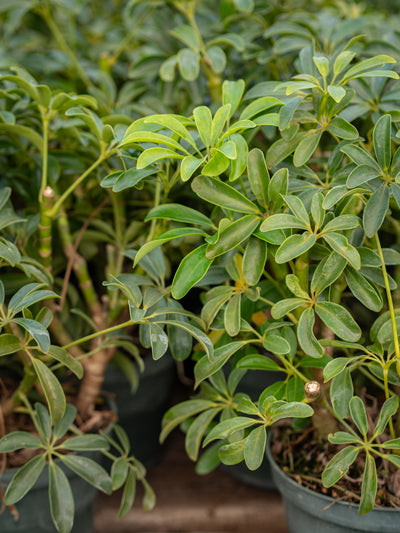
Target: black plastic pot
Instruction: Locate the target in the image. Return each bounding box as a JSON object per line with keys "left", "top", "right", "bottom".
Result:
{"left": 0, "top": 462, "right": 98, "bottom": 533}
{"left": 103, "top": 353, "right": 176, "bottom": 468}
{"left": 266, "top": 440, "right": 400, "bottom": 533}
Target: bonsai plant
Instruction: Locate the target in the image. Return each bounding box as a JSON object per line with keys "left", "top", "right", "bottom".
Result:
{"left": 118, "top": 36, "right": 400, "bottom": 531}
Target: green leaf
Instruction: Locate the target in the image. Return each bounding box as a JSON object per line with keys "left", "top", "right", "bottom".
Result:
{"left": 244, "top": 426, "right": 267, "bottom": 470}
{"left": 263, "top": 334, "right": 291, "bottom": 355}
{"left": 186, "top": 408, "right": 221, "bottom": 461}
{"left": 363, "top": 184, "right": 390, "bottom": 238}
{"left": 260, "top": 213, "right": 308, "bottom": 232}
{"left": 48, "top": 345, "right": 84, "bottom": 378}
{"left": 286, "top": 274, "right": 309, "bottom": 299}
{"left": 137, "top": 148, "right": 184, "bottom": 168}
{"left": 327, "top": 85, "right": 346, "bottom": 103}
{"left": 144, "top": 114, "right": 197, "bottom": 149}
{"left": 206, "top": 215, "right": 260, "bottom": 259}
{"left": 286, "top": 376, "right": 305, "bottom": 402}
{"left": 293, "top": 131, "right": 322, "bottom": 167}
{"left": 322, "top": 215, "right": 360, "bottom": 233}
{"left": 62, "top": 434, "right": 109, "bottom": 451}
{"left": 201, "top": 287, "right": 235, "bottom": 329}
{"left": 205, "top": 46, "right": 226, "bottom": 73}
{"left": 243, "top": 237, "right": 268, "bottom": 286}
{"left": 297, "top": 308, "right": 324, "bottom": 358}
{"left": 222, "top": 80, "right": 245, "bottom": 118}
{"left": 219, "top": 439, "right": 246, "bottom": 465}
{"left": 236, "top": 355, "right": 282, "bottom": 371}
{"left": 359, "top": 454, "right": 377, "bottom": 516}
{"left": 283, "top": 195, "right": 310, "bottom": 226}
{"left": 180, "top": 155, "right": 205, "bottom": 181}
{"left": 229, "top": 133, "right": 248, "bottom": 181}
{"left": 349, "top": 396, "right": 368, "bottom": 437}
{"left": 31, "top": 358, "right": 66, "bottom": 425}
{"left": 373, "top": 396, "right": 399, "bottom": 438}
{"left": 0, "top": 431, "right": 42, "bottom": 452}
{"left": 160, "top": 399, "right": 218, "bottom": 442}
{"left": 5, "top": 455, "right": 46, "bottom": 505}
{"left": 171, "top": 245, "right": 213, "bottom": 299}
{"left": 0, "top": 333, "right": 21, "bottom": 356}
{"left": 346, "top": 165, "right": 380, "bottom": 188}
{"left": 193, "top": 106, "right": 212, "bottom": 147}
{"left": 60, "top": 455, "right": 112, "bottom": 494}
{"left": 381, "top": 438, "right": 400, "bottom": 449}
{"left": 247, "top": 148, "right": 269, "bottom": 207}
{"left": 322, "top": 233, "right": 360, "bottom": 270}
{"left": 178, "top": 48, "right": 200, "bottom": 81}
{"left": 161, "top": 320, "right": 213, "bottom": 360}
{"left": 268, "top": 401, "right": 313, "bottom": 423}
{"left": 328, "top": 431, "right": 361, "bottom": 445}
{"left": 315, "top": 302, "right": 361, "bottom": 342}
{"left": 333, "top": 51, "right": 355, "bottom": 75}
{"left": 310, "top": 193, "right": 325, "bottom": 230}
{"left": 170, "top": 24, "right": 201, "bottom": 50}
{"left": 331, "top": 368, "right": 353, "bottom": 418}
{"left": 345, "top": 268, "right": 383, "bottom": 312}
{"left": 145, "top": 203, "right": 213, "bottom": 227}
{"left": 340, "top": 144, "right": 381, "bottom": 172}
{"left": 194, "top": 341, "right": 249, "bottom": 386}
{"left": 271, "top": 298, "right": 307, "bottom": 319}
{"left": 202, "top": 150, "right": 230, "bottom": 176}
{"left": 111, "top": 458, "right": 129, "bottom": 491}
{"left": 311, "top": 252, "right": 347, "bottom": 295}
{"left": 118, "top": 468, "right": 137, "bottom": 519}
{"left": 8, "top": 288, "right": 57, "bottom": 315}
{"left": 275, "top": 232, "right": 316, "bottom": 263}
{"left": 134, "top": 228, "right": 207, "bottom": 265}
{"left": 326, "top": 117, "right": 358, "bottom": 140}
{"left": 148, "top": 322, "right": 169, "bottom": 360}
{"left": 340, "top": 55, "right": 396, "bottom": 84}
{"left": 203, "top": 417, "right": 258, "bottom": 446}
{"left": 323, "top": 357, "right": 351, "bottom": 382}
{"left": 240, "top": 96, "right": 281, "bottom": 121}
{"left": 322, "top": 446, "right": 359, "bottom": 487}
{"left": 0, "top": 124, "right": 43, "bottom": 152}
{"left": 49, "top": 462, "right": 74, "bottom": 533}
{"left": 53, "top": 404, "right": 78, "bottom": 441}
{"left": 224, "top": 293, "right": 241, "bottom": 337}
{"left": 192, "top": 175, "right": 259, "bottom": 214}
{"left": 373, "top": 114, "right": 391, "bottom": 170}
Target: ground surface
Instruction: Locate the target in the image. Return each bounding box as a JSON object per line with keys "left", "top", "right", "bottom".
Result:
{"left": 94, "top": 428, "right": 288, "bottom": 533}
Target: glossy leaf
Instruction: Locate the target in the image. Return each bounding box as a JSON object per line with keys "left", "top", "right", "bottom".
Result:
{"left": 346, "top": 165, "right": 380, "bottom": 188}
{"left": 172, "top": 245, "right": 213, "bottom": 299}
{"left": 192, "top": 175, "right": 259, "bottom": 214}
{"left": 203, "top": 417, "right": 258, "bottom": 445}
{"left": 145, "top": 203, "right": 213, "bottom": 227}
{"left": 49, "top": 462, "right": 74, "bottom": 533}
{"left": 5, "top": 455, "right": 46, "bottom": 505}
{"left": 275, "top": 232, "right": 316, "bottom": 263}
{"left": 297, "top": 308, "right": 324, "bottom": 358}
{"left": 373, "top": 114, "right": 391, "bottom": 171}
{"left": 193, "top": 106, "right": 212, "bottom": 147}
{"left": 118, "top": 469, "right": 137, "bottom": 519}
{"left": 60, "top": 455, "right": 112, "bottom": 494}
{"left": 161, "top": 399, "right": 216, "bottom": 442}
{"left": 244, "top": 426, "right": 267, "bottom": 470}
{"left": 349, "top": 396, "right": 368, "bottom": 437}
{"left": 373, "top": 396, "right": 399, "bottom": 438}
{"left": 186, "top": 408, "right": 221, "bottom": 461}
{"left": 322, "top": 233, "right": 360, "bottom": 269}
{"left": 326, "top": 117, "right": 358, "bottom": 140}
{"left": 345, "top": 268, "right": 383, "bottom": 312}
{"left": 271, "top": 297, "right": 307, "bottom": 319}
{"left": 311, "top": 252, "right": 347, "bottom": 295}
{"left": 359, "top": 454, "right": 377, "bottom": 516}
{"left": 293, "top": 130, "right": 322, "bottom": 167}
{"left": 206, "top": 215, "right": 260, "bottom": 259}
{"left": 48, "top": 346, "right": 84, "bottom": 379}
{"left": 331, "top": 368, "right": 353, "bottom": 418}
{"left": 137, "top": 147, "right": 184, "bottom": 168}
{"left": 322, "top": 446, "right": 359, "bottom": 487}
{"left": 315, "top": 302, "right": 361, "bottom": 342}
{"left": 363, "top": 184, "right": 390, "bottom": 238}
{"left": 31, "top": 358, "right": 66, "bottom": 425}
{"left": 247, "top": 148, "right": 269, "bottom": 207}
{"left": 323, "top": 357, "right": 351, "bottom": 382}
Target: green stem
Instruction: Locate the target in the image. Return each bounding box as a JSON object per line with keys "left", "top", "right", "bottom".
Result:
{"left": 39, "top": 187, "right": 55, "bottom": 271}
{"left": 62, "top": 319, "right": 133, "bottom": 350}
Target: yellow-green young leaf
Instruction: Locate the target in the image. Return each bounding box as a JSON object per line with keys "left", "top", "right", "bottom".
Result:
{"left": 247, "top": 148, "right": 269, "bottom": 207}
{"left": 224, "top": 293, "right": 241, "bottom": 337}
{"left": 142, "top": 478, "right": 156, "bottom": 511}
{"left": 313, "top": 55, "right": 329, "bottom": 77}
{"left": 205, "top": 46, "right": 226, "bottom": 73}
{"left": 327, "top": 85, "right": 346, "bottom": 102}
{"left": 275, "top": 232, "right": 316, "bottom": 263}
{"left": 229, "top": 134, "right": 248, "bottom": 181}
{"left": 293, "top": 130, "right": 322, "bottom": 167}
{"left": 333, "top": 51, "right": 355, "bottom": 75}
{"left": 363, "top": 184, "right": 390, "bottom": 238}
{"left": 240, "top": 96, "right": 281, "bottom": 121}
{"left": 192, "top": 175, "right": 259, "bottom": 213}
{"left": 243, "top": 237, "right": 268, "bottom": 286}
{"left": 297, "top": 308, "right": 324, "bottom": 358}
{"left": 340, "top": 55, "right": 396, "bottom": 84}
{"left": 0, "top": 333, "right": 21, "bottom": 356}
{"left": 244, "top": 426, "right": 267, "bottom": 470}
{"left": 222, "top": 79, "right": 245, "bottom": 118}
{"left": 219, "top": 439, "right": 246, "bottom": 465}
{"left": 5, "top": 455, "right": 46, "bottom": 505}
{"left": 359, "top": 454, "right": 377, "bottom": 516}
{"left": 31, "top": 358, "right": 66, "bottom": 425}
{"left": 193, "top": 106, "right": 212, "bottom": 147}
{"left": 269, "top": 168, "right": 289, "bottom": 211}
{"left": 202, "top": 150, "right": 230, "bottom": 176}
{"left": 206, "top": 215, "right": 260, "bottom": 259}
{"left": 170, "top": 24, "right": 201, "bottom": 50}
{"left": 172, "top": 245, "right": 213, "bottom": 299}
{"left": 120, "top": 131, "right": 189, "bottom": 154}
{"left": 49, "top": 462, "right": 74, "bottom": 533}
{"left": 285, "top": 274, "right": 309, "bottom": 299}
{"left": 315, "top": 302, "right": 361, "bottom": 342}
{"left": 185, "top": 408, "right": 221, "bottom": 461}
{"left": 331, "top": 368, "right": 353, "bottom": 418}
{"left": 145, "top": 203, "right": 213, "bottom": 227}
{"left": 137, "top": 148, "right": 184, "bottom": 168}
{"left": 322, "top": 446, "right": 359, "bottom": 487}
{"left": 118, "top": 469, "right": 137, "bottom": 519}
{"left": 211, "top": 104, "right": 231, "bottom": 146}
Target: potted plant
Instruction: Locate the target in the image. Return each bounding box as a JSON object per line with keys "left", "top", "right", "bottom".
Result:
{"left": 118, "top": 36, "right": 400, "bottom": 531}
{"left": 0, "top": 64, "right": 216, "bottom": 532}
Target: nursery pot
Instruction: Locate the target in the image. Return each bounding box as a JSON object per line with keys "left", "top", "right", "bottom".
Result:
{"left": 266, "top": 439, "right": 400, "bottom": 533}
{"left": 103, "top": 352, "right": 176, "bottom": 468}
{"left": 223, "top": 368, "right": 283, "bottom": 490}
{"left": 0, "top": 460, "right": 98, "bottom": 533}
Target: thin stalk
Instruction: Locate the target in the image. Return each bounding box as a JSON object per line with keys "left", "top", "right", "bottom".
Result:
{"left": 62, "top": 319, "right": 133, "bottom": 350}
{"left": 38, "top": 187, "right": 55, "bottom": 271}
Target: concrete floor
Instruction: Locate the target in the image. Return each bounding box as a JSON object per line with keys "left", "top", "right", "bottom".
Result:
{"left": 94, "top": 429, "right": 288, "bottom": 533}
